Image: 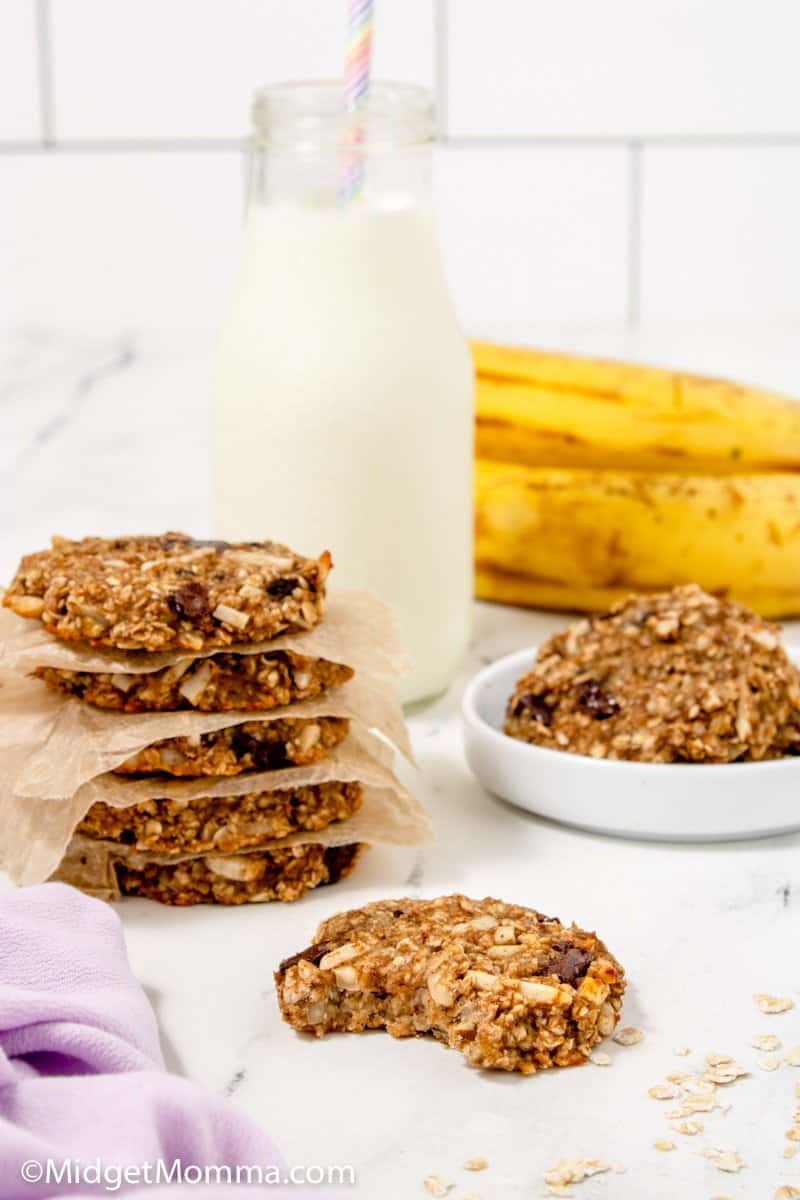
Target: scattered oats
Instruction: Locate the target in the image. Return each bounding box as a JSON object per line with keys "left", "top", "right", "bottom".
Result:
{"left": 752, "top": 1033, "right": 782, "bottom": 1051}
{"left": 705, "top": 1052, "right": 733, "bottom": 1067}
{"left": 784, "top": 1145, "right": 797, "bottom": 1159}
{"left": 667, "top": 1072, "right": 692, "bottom": 1084}
{"left": 591, "top": 1051, "right": 612, "bottom": 1066}
{"left": 545, "top": 1187, "right": 571, "bottom": 1199}
{"left": 543, "top": 1160, "right": 612, "bottom": 1192}
{"left": 680, "top": 1097, "right": 717, "bottom": 1115}
{"left": 653, "top": 1139, "right": 675, "bottom": 1152}
{"left": 703, "top": 1061, "right": 749, "bottom": 1085}
{"left": 703, "top": 1147, "right": 744, "bottom": 1174}
{"left": 463, "top": 1194, "right": 481, "bottom": 1200}
{"left": 683, "top": 1078, "right": 717, "bottom": 1097}
{"left": 755, "top": 994, "right": 794, "bottom": 1014}
{"left": 423, "top": 1177, "right": 452, "bottom": 1197}
{"left": 665, "top": 1108, "right": 682, "bottom": 1119}
{"left": 785, "top": 1048, "right": 800, "bottom": 1067}
{"left": 758, "top": 1052, "right": 781, "bottom": 1072}
{"left": 612, "top": 1165, "right": 626, "bottom": 1174}
{"left": 786, "top": 1128, "right": 800, "bottom": 1143}
{"left": 648, "top": 1083, "right": 678, "bottom": 1100}
{"left": 613, "top": 1026, "right": 644, "bottom": 1046}
{"left": 673, "top": 1046, "right": 690, "bottom": 1056}
{"left": 775, "top": 1188, "right": 800, "bottom": 1199}
{"left": 463, "top": 1159, "right": 488, "bottom": 1173}
{"left": 671, "top": 1119, "right": 702, "bottom": 1135}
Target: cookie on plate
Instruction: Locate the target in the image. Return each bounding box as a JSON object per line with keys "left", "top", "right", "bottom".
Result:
{"left": 4, "top": 532, "right": 331, "bottom": 651}
{"left": 505, "top": 584, "right": 800, "bottom": 763}
{"left": 275, "top": 894, "right": 624, "bottom": 1074}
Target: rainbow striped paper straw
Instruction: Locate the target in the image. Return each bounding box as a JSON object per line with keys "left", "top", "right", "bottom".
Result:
{"left": 339, "top": 0, "right": 374, "bottom": 205}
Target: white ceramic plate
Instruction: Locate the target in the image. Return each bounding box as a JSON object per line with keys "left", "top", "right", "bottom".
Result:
{"left": 462, "top": 646, "right": 800, "bottom": 843}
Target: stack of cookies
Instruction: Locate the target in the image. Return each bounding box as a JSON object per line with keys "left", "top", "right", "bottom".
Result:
{"left": 0, "top": 533, "right": 426, "bottom": 906}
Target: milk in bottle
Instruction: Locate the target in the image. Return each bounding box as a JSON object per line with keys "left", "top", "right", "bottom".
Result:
{"left": 212, "top": 83, "right": 473, "bottom": 703}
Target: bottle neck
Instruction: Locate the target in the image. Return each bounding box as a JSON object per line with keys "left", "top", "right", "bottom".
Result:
{"left": 247, "top": 80, "right": 435, "bottom": 212}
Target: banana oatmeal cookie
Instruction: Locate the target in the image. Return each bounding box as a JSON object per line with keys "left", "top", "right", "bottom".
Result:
{"left": 4, "top": 532, "right": 330, "bottom": 651}
{"left": 77, "top": 781, "right": 363, "bottom": 854}
{"left": 35, "top": 650, "right": 353, "bottom": 713}
{"left": 505, "top": 585, "right": 800, "bottom": 763}
{"left": 112, "top": 716, "right": 349, "bottom": 777}
{"left": 275, "top": 894, "right": 625, "bottom": 1075}
{"left": 115, "top": 843, "right": 363, "bottom": 906}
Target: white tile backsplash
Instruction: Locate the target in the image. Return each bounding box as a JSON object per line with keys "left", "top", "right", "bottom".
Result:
{"left": 641, "top": 146, "right": 800, "bottom": 321}
{"left": 0, "top": 152, "right": 244, "bottom": 330}
{"left": 0, "top": 0, "right": 799, "bottom": 328}
{"left": 446, "top": 0, "right": 800, "bottom": 139}
{"left": 49, "top": 0, "right": 434, "bottom": 141}
{"left": 0, "top": 0, "right": 40, "bottom": 140}
{"left": 435, "top": 146, "right": 629, "bottom": 324}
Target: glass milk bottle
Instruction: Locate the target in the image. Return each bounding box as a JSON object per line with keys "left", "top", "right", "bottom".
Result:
{"left": 212, "top": 82, "right": 474, "bottom": 704}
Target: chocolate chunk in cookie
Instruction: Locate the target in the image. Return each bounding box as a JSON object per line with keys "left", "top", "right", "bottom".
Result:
{"left": 4, "top": 532, "right": 331, "bottom": 651}
{"left": 275, "top": 894, "right": 625, "bottom": 1074}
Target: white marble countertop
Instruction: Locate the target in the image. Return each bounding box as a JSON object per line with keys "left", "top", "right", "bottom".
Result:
{"left": 4, "top": 323, "right": 800, "bottom": 1199}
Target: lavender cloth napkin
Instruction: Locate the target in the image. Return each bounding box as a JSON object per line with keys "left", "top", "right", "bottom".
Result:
{"left": 0, "top": 883, "right": 317, "bottom": 1198}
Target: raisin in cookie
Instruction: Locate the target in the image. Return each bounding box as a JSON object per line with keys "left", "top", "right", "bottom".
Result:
{"left": 114, "top": 843, "right": 362, "bottom": 906}
{"left": 113, "top": 716, "right": 349, "bottom": 777}
{"left": 505, "top": 584, "right": 800, "bottom": 763}
{"left": 275, "top": 894, "right": 624, "bottom": 1074}
{"left": 35, "top": 651, "right": 353, "bottom": 713}
{"left": 4, "top": 532, "right": 330, "bottom": 651}
{"left": 78, "top": 781, "right": 363, "bottom": 855}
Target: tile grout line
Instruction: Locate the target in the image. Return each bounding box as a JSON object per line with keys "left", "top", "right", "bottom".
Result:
{"left": 0, "top": 139, "right": 246, "bottom": 155}
{"left": 1, "top": 134, "right": 799, "bottom": 157}
{"left": 445, "top": 133, "right": 800, "bottom": 149}
{"left": 626, "top": 140, "right": 643, "bottom": 327}
{"left": 433, "top": 0, "right": 448, "bottom": 141}
{"left": 34, "top": 0, "right": 55, "bottom": 147}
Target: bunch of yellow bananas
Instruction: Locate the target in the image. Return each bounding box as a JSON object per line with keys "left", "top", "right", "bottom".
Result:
{"left": 473, "top": 340, "right": 800, "bottom": 617}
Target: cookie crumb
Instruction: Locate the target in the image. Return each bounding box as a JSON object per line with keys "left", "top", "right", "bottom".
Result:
{"left": 653, "top": 1140, "right": 675, "bottom": 1152}
{"left": 463, "top": 1159, "right": 488, "bottom": 1172}
{"left": 613, "top": 1025, "right": 643, "bottom": 1046}
{"left": 754, "top": 993, "right": 794, "bottom": 1014}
